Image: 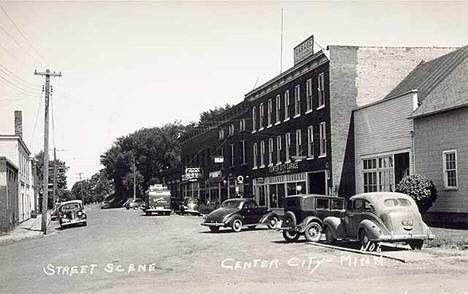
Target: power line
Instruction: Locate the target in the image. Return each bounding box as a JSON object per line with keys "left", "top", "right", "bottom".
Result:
{"left": 0, "top": 73, "right": 42, "bottom": 95}
{"left": 30, "top": 85, "right": 44, "bottom": 151}
{"left": 51, "top": 85, "right": 56, "bottom": 149}
{"left": 0, "top": 63, "right": 41, "bottom": 88}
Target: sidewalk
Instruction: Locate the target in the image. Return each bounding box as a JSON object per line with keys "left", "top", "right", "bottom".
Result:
{"left": 0, "top": 212, "right": 53, "bottom": 245}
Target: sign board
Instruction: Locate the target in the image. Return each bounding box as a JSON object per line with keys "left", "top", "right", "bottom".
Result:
{"left": 185, "top": 167, "right": 202, "bottom": 181}
{"left": 214, "top": 157, "right": 224, "bottom": 163}
{"left": 294, "top": 35, "right": 314, "bottom": 65}
{"left": 268, "top": 162, "right": 299, "bottom": 175}
{"left": 209, "top": 170, "right": 222, "bottom": 178}
{"left": 237, "top": 175, "right": 244, "bottom": 184}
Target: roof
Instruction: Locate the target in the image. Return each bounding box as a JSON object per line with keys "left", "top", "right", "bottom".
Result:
{"left": 350, "top": 192, "right": 412, "bottom": 202}
{"left": 385, "top": 45, "right": 468, "bottom": 102}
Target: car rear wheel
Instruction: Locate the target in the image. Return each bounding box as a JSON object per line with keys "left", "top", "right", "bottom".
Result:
{"left": 231, "top": 219, "right": 243, "bottom": 232}
{"left": 304, "top": 222, "right": 322, "bottom": 242}
{"left": 409, "top": 240, "right": 424, "bottom": 250}
{"left": 325, "top": 226, "right": 336, "bottom": 244}
{"left": 359, "top": 229, "right": 374, "bottom": 248}
{"left": 267, "top": 216, "right": 279, "bottom": 229}
{"left": 282, "top": 230, "right": 300, "bottom": 242}
{"left": 209, "top": 226, "right": 219, "bottom": 232}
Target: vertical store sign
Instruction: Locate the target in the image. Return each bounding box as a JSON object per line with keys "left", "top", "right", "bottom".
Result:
{"left": 294, "top": 35, "right": 314, "bottom": 65}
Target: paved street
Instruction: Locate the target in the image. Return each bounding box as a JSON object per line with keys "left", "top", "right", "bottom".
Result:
{"left": 1, "top": 205, "right": 468, "bottom": 294}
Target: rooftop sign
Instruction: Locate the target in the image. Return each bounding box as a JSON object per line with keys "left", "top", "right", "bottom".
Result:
{"left": 294, "top": 35, "right": 314, "bottom": 65}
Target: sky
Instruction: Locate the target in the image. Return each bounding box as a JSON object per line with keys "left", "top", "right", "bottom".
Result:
{"left": 0, "top": 0, "right": 467, "bottom": 188}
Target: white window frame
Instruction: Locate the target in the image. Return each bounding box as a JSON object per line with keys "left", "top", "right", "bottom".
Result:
{"left": 252, "top": 106, "right": 256, "bottom": 132}
{"left": 253, "top": 142, "right": 258, "bottom": 169}
{"left": 284, "top": 90, "right": 290, "bottom": 121}
{"left": 267, "top": 98, "right": 272, "bottom": 127}
{"left": 294, "top": 84, "right": 301, "bottom": 118}
{"left": 319, "top": 122, "right": 327, "bottom": 157}
{"left": 295, "top": 129, "right": 302, "bottom": 160}
{"left": 259, "top": 103, "right": 264, "bottom": 130}
{"left": 219, "top": 128, "right": 224, "bottom": 140}
{"left": 240, "top": 119, "right": 245, "bottom": 132}
{"left": 317, "top": 73, "right": 325, "bottom": 109}
{"left": 275, "top": 94, "right": 281, "bottom": 124}
{"left": 276, "top": 135, "right": 282, "bottom": 164}
{"left": 260, "top": 141, "right": 265, "bottom": 167}
{"left": 285, "top": 132, "right": 291, "bottom": 163}
{"left": 268, "top": 138, "right": 274, "bottom": 166}
{"left": 443, "top": 150, "right": 458, "bottom": 189}
{"left": 228, "top": 124, "right": 234, "bottom": 136}
{"left": 306, "top": 78, "right": 313, "bottom": 113}
{"left": 307, "top": 125, "right": 314, "bottom": 159}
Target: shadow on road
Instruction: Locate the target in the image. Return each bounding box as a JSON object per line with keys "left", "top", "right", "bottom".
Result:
{"left": 199, "top": 227, "right": 269, "bottom": 234}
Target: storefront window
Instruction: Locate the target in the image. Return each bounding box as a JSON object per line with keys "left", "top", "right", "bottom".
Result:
{"left": 287, "top": 181, "right": 306, "bottom": 196}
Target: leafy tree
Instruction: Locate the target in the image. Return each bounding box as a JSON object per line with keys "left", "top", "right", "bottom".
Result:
{"left": 88, "top": 169, "right": 114, "bottom": 203}
{"left": 198, "top": 103, "right": 232, "bottom": 126}
{"left": 395, "top": 174, "right": 438, "bottom": 213}
{"left": 34, "top": 151, "right": 69, "bottom": 208}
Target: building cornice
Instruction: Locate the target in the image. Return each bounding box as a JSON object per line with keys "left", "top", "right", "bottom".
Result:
{"left": 0, "top": 135, "right": 31, "bottom": 155}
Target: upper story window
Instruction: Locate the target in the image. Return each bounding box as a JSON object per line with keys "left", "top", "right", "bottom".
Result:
{"left": 275, "top": 94, "right": 281, "bottom": 124}
{"left": 284, "top": 90, "right": 290, "bottom": 121}
{"left": 443, "top": 150, "right": 458, "bottom": 189}
{"left": 306, "top": 78, "right": 313, "bottom": 112}
{"left": 319, "top": 122, "right": 327, "bottom": 157}
{"left": 260, "top": 141, "right": 265, "bottom": 167}
{"left": 259, "top": 103, "right": 264, "bottom": 129}
{"left": 307, "top": 125, "right": 314, "bottom": 158}
{"left": 294, "top": 84, "right": 301, "bottom": 117}
{"left": 295, "top": 129, "right": 302, "bottom": 158}
{"left": 253, "top": 142, "right": 258, "bottom": 168}
{"left": 252, "top": 106, "right": 256, "bottom": 131}
{"left": 276, "top": 135, "right": 282, "bottom": 163}
{"left": 239, "top": 119, "right": 246, "bottom": 132}
{"left": 228, "top": 124, "right": 235, "bottom": 136}
{"left": 317, "top": 73, "right": 325, "bottom": 109}
{"left": 285, "top": 132, "right": 291, "bottom": 162}
{"left": 268, "top": 138, "right": 274, "bottom": 166}
{"left": 219, "top": 128, "right": 225, "bottom": 140}
{"left": 267, "top": 99, "right": 272, "bottom": 127}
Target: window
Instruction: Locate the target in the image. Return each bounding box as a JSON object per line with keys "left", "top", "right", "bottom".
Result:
{"left": 260, "top": 141, "right": 265, "bottom": 167}
{"left": 295, "top": 129, "right": 302, "bottom": 157}
{"left": 230, "top": 144, "right": 235, "bottom": 167}
{"left": 276, "top": 136, "right": 282, "bottom": 163}
{"left": 285, "top": 132, "right": 291, "bottom": 162}
{"left": 253, "top": 143, "right": 258, "bottom": 168}
{"left": 307, "top": 125, "right": 314, "bottom": 158}
{"left": 219, "top": 128, "right": 225, "bottom": 140}
{"left": 267, "top": 99, "right": 272, "bottom": 126}
{"left": 228, "top": 124, "right": 234, "bottom": 136}
{"left": 319, "top": 122, "right": 327, "bottom": 157}
{"left": 284, "top": 90, "right": 290, "bottom": 120}
{"left": 443, "top": 150, "right": 457, "bottom": 189}
{"left": 241, "top": 140, "right": 246, "bottom": 164}
{"left": 252, "top": 106, "right": 256, "bottom": 131}
{"left": 316, "top": 198, "right": 329, "bottom": 210}
{"left": 294, "top": 84, "right": 301, "bottom": 117}
{"left": 306, "top": 78, "right": 313, "bottom": 112}
{"left": 317, "top": 73, "right": 325, "bottom": 109}
{"left": 363, "top": 156, "right": 394, "bottom": 193}
{"left": 259, "top": 103, "right": 264, "bottom": 129}
{"left": 268, "top": 138, "right": 274, "bottom": 165}
{"left": 240, "top": 119, "right": 246, "bottom": 132}
{"left": 275, "top": 94, "right": 281, "bottom": 123}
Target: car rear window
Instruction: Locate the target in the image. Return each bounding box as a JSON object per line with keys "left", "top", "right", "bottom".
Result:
{"left": 316, "top": 198, "right": 329, "bottom": 210}
{"left": 384, "top": 199, "right": 399, "bottom": 207}
{"left": 331, "top": 199, "right": 344, "bottom": 210}
{"left": 398, "top": 198, "right": 411, "bottom": 206}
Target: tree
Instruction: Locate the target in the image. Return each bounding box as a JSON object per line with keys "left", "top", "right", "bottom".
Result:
{"left": 34, "top": 151, "right": 70, "bottom": 208}
{"left": 395, "top": 174, "right": 438, "bottom": 213}
{"left": 71, "top": 179, "right": 91, "bottom": 204}
{"left": 88, "top": 169, "right": 114, "bottom": 203}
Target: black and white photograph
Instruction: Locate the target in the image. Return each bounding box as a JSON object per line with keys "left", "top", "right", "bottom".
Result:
{"left": 0, "top": 1, "right": 467, "bottom": 293}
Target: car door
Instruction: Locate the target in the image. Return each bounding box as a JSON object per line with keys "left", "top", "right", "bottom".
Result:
{"left": 343, "top": 199, "right": 364, "bottom": 237}
{"left": 241, "top": 201, "right": 258, "bottom": 224}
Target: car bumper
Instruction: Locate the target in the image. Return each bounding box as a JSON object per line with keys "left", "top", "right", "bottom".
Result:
{"left": 145, "top": 209, "right": 171, "bottom": 212}
{"left": 201, "top": 222, "right": 225, "bottom": 227}
{"left": 61, "top": 219, "right": 86, "bottom": 225}
{"left": 375, "top": 233, "right": 435, "bottom": 242}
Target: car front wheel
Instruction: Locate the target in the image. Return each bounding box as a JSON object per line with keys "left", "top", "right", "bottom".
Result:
{"left": 282, "top": 230, "right": 300, "bottom": 242}
{"left": 231, "top": 219, "right": 243, "bottom": 232}
{"left": 209, "top": 226, "right": 219, "bottom": 232}
{"left": 409, "top": 240, "right": 424, "bottom": 250}
{"left": 304, "top": 222, "right": 322, "bottom": 242}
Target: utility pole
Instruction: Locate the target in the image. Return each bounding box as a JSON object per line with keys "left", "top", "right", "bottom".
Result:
{"left": 133, "top": 156, "right": 136, "bottom": 199}
{"left": 53, "top": 148, "right": 57, "bottom": 209}
{"left": 77, "top": 173, "right": 84, "bottom": 203}
{"left": 35, "top": 69, "right": 61, "bottom": 235}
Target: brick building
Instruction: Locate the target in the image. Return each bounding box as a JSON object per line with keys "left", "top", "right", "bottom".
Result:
{"left": 0, "top": 157, "right": 19, "bottom": 233}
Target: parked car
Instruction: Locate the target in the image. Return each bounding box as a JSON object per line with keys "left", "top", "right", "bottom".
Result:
{"left": 100, "top": 201, "right": 110, "bottom": 209}
{"left": 179, "top": 197, "right": 200, "bottom": 215}
{"left": 201, "top": 198, "right": 280, "bottom": 232}
{"left": 279, "top": 194, "right": 345, "bottom": 242}
{"left": 123, "top": 198, "right": 144, "bottom": 210}
{"left": 323, "top": 192, "right": 435, "bottom": 250}
{"left": 144, "top": 184, "right": 172, "bottom": 216}
{"left": 58, "top": 200, "right": 87, "bottom": 228}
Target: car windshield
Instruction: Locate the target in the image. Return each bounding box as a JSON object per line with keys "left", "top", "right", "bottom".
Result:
{"left": 221, "top": 200, "right": 242, "bottom": 209}
{"left": 185, "top": 198, "right": 199, "bottom": 205}
{"left": 59, "top": 203, "right": 81, "bottom": 212}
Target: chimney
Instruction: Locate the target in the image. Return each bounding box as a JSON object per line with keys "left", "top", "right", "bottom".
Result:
{"left": 14, "top": 110, "right": 22, "bottom": 138}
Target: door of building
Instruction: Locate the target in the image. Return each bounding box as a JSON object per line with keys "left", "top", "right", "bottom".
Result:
{"left": 308, "top": 172, "right": 326, "bottom": 195}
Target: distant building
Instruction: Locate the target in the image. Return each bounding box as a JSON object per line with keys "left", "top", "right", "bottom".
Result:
{"left": 0, "top": 111, "right": 37, "bottom": 223}
{"left": 0, "top": 157, "right": 19, "bottom": 233}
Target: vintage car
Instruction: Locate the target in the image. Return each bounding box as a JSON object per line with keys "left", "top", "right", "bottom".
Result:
{"left": 323, "top": 192, "right": 435, "bottom": 250}
{"left": 144, "top": 184, "right": 172, "bottom": 216}
{"left": 58, "top": 200, "right": 87, "bottom": 228}
{"left": 179, "top": 197, "right": 201, "bottom": 216}
{"left": 201, "top": 198, "right": 280, "bottom": 232}
{"left": 123, "top": 198, "right": 144, "bottom": 210}
{"left": 279, "top": 194, "right": 345, "bottom": 242}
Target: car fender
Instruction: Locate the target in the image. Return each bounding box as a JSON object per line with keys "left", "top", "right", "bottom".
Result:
{"left": 259, "top": 212, "right": 279, "bottom": 224}
{"left": 323, "top": 216, "right": 345, "bottom": 238}
{"left": 224, "top": 214, "right": 243, "bottom": 226}
{"left": 358, "top": 219, "right": 383, "bottom": 241}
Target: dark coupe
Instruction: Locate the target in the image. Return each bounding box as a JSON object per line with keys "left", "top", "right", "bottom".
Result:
{"left": 201, "top": 198, "right": 279, "bottom": 232}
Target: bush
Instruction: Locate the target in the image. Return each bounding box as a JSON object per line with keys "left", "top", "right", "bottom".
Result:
{"left": 395, "top": 174, "right": 437, "bottom": 213}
